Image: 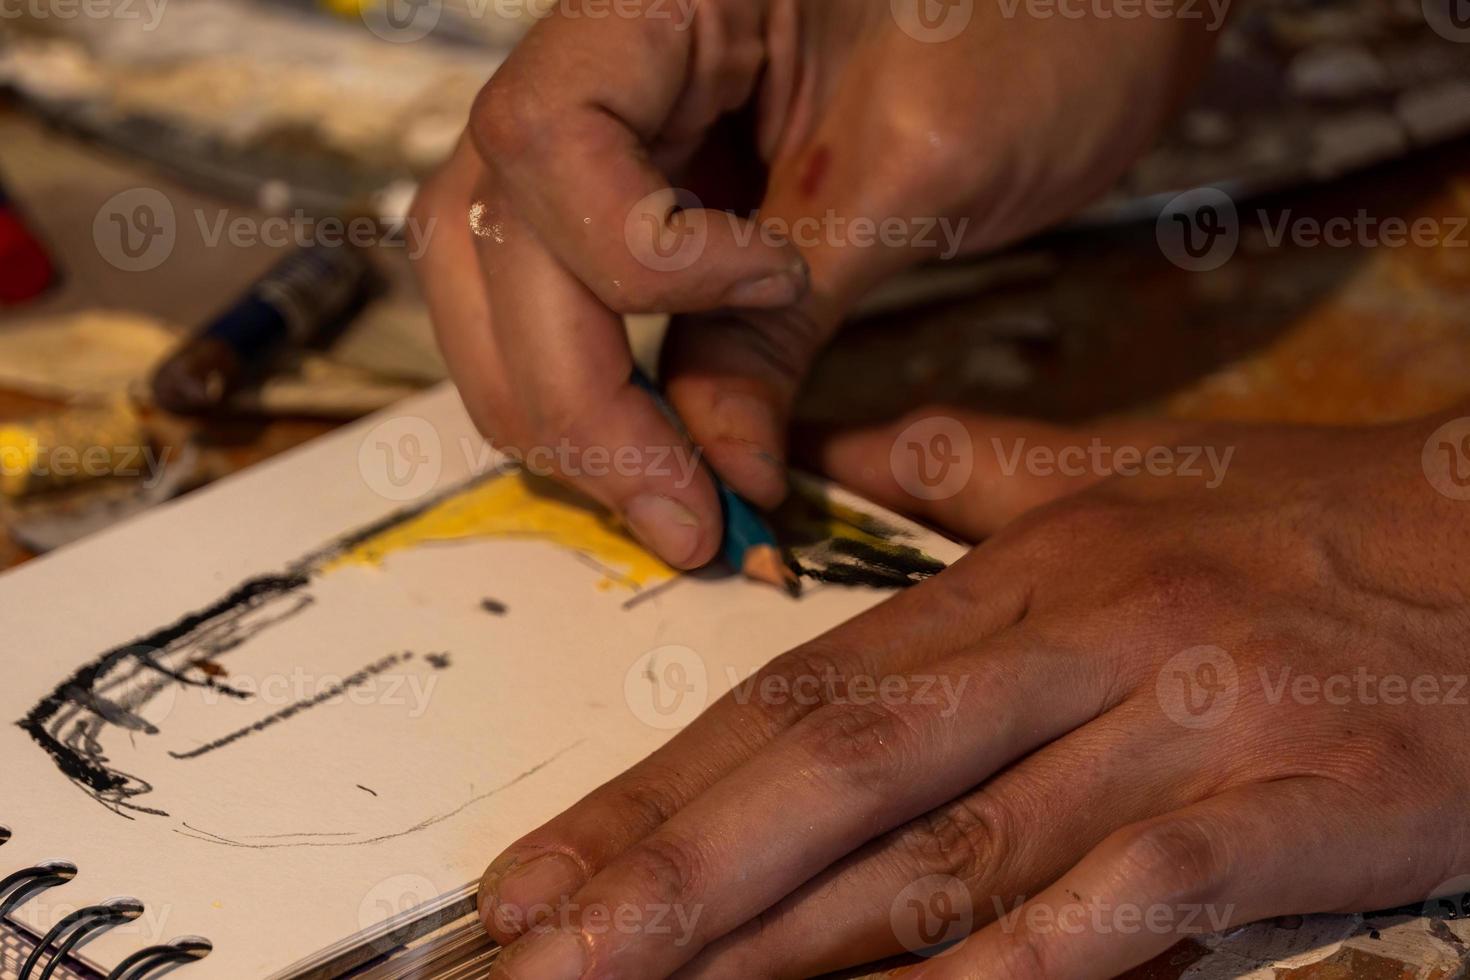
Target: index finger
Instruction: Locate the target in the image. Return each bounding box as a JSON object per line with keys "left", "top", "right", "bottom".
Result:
{"left": 469, "top": 1, "right": 809, "bottom": 316}
{"left": 469, "top": 184, "right": 725, "bottom": 568}
{"left": 477, "top": 547, "right": 1032, "bottom": 942}
{"left": 489, "top": 625, "right": 1111, "bottom": 980}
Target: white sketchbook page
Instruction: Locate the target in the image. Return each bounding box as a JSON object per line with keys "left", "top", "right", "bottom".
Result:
{"left": 0, "top": 384, "right": 967, "bottom": 979}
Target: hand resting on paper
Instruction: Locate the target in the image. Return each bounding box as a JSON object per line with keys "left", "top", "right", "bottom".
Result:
{"left": 475, "top": 411, "right": 1470, "bottom": 979}
{"left": 410, "top": 1, "right": 1470, "bottom": 976}
{"left": 409, "top": 0, "right": 1217, "bottom": 569}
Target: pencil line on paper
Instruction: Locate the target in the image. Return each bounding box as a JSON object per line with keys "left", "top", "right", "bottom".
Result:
{"left": 172, "top": 740, "right": 587, "bottom": 849}
{"left": 167, "top": 652, "right": 415, "bottom": 760}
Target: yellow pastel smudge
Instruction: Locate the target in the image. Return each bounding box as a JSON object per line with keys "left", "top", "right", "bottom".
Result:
{"left": 323, "top": 470, "right": 674, "bottom": 591}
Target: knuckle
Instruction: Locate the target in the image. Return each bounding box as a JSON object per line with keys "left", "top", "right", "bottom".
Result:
{"left": 469, "top": 76, "right": 543, "bottom": 166}
{"left": 990, "top": 927, "right": 1052, "bottom": 980}
{"left": 1107, "top": 816, "right": 1231, "bottom": 906}
{"left": 794, "top": 701, "right": 920, "bottom": 788}
{"left": 725, "top": 642, "right": 846, "bottom": 742}
{"left": 511, "top": 396, "right": 605, "bottom": 461}
{"left": 600, "top": 774, "right": 687, "bottom": 834}
{"left": 863, "top": 89, "right": 984, "bottom": 210}
{"left": 1003, "top": 496, "right": 1121, "bottom": 561}
{"left": 615, "top": 833, "right": 709, "bottom": 910}
{"left": 896, "top": 793, "right": 1009, "bottom": 887}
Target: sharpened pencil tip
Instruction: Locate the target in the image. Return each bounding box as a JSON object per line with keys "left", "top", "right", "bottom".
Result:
{"left": 742, "top": 545, "right": 802, "bottom": 598}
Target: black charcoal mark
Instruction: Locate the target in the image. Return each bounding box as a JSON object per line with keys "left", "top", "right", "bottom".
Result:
{"left": 167, "top": 651, "right": 413, "bottom": 760}
{"left": 14, "top": 469, "right": 518, "bottom": 819}
{"left": 795, "top": 538, "right": 945, "bottom": 589}
{"left": 300, "top": 468, "right": 511, "bottom": 567}
{"left": 17, "top": 573, "right": 311, "bottom": 814}
{"left": 356, "top": 785, "right": 378, "bottom": 797}
{"left": 425, "top": 652, "right": 451, "bottom": 670}
{"left": 771, "top": 480, "right": 948, "bottom": 591}
{"left": 172, "top": 740, "right": 586, "bottom": 849}
{"left": 479, "top": 598, "right": 507, "bottom": 615}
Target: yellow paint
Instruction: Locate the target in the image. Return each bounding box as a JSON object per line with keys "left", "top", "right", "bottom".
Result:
{"left": 0, "top": 403, "right": 142, "bottom": 499}
{"left": 324, "top": 471, "right": 674, "bottom": 591}
{"left": 782, "top": 487, "right": 899, "bottom": 552}
{"left": 823, "top": 500, "right": 895, "bottom": 548}
{"left": 0, "top": 425, "right": 40, "bottom": 498}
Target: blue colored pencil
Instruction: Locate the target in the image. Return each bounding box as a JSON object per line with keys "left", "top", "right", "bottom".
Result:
{"left": 631, "top": 367, "right": 800, "bottom": 596}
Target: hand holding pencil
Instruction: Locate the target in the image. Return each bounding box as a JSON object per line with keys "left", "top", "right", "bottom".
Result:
{"left": 630, "top": 367, "right": 799, "bottom": 596}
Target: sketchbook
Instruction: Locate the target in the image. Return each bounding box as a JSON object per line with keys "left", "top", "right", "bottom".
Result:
{"left": 0, "top": 383, "right": 965, "bottom": 979}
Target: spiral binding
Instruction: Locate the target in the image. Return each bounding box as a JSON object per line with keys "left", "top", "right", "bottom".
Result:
{"left": 105, "top": 937, "right": 214, "bottom": 980}
{"left": 0, "top": 829, "right": 212, "bottom": 980}
{"left": 0, "top": 861, "right": 76, "bottom": 919}
{"left": 19, "top": 898, "right": 143, "bottom": 980}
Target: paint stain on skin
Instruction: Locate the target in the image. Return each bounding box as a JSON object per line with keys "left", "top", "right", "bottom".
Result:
{"left": 425, "top": 652, "right": 451, "bottom": 670}
{"left": 797, "top": 144, "right": 832, "bottom": 201}
{"left": 324, "top": 470, "right": 673, "bottom": 591}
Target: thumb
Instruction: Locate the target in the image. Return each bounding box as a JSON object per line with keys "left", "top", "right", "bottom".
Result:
{"left": 660, "top": 296, "right": 839, "bottom": 510}
{"left": 661, "top": 137, "right": 944, "bottom": 508}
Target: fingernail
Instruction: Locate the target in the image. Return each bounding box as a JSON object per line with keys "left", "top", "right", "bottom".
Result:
{"left": 496, "top": 854, "right": 584, "bottom": 927}
{"left": 625, "top": 494, "right": 702, "bottom": 567}
{"left": 495, "top": 928, "right": 587, "bottom": 980}
{"left": 723, "top": 263, "right": 806, "bottom": 308}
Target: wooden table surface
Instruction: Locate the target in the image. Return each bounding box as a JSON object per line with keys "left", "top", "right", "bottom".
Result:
{"left": 3, "top": 107, "right": 1470, "bottom": 979}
